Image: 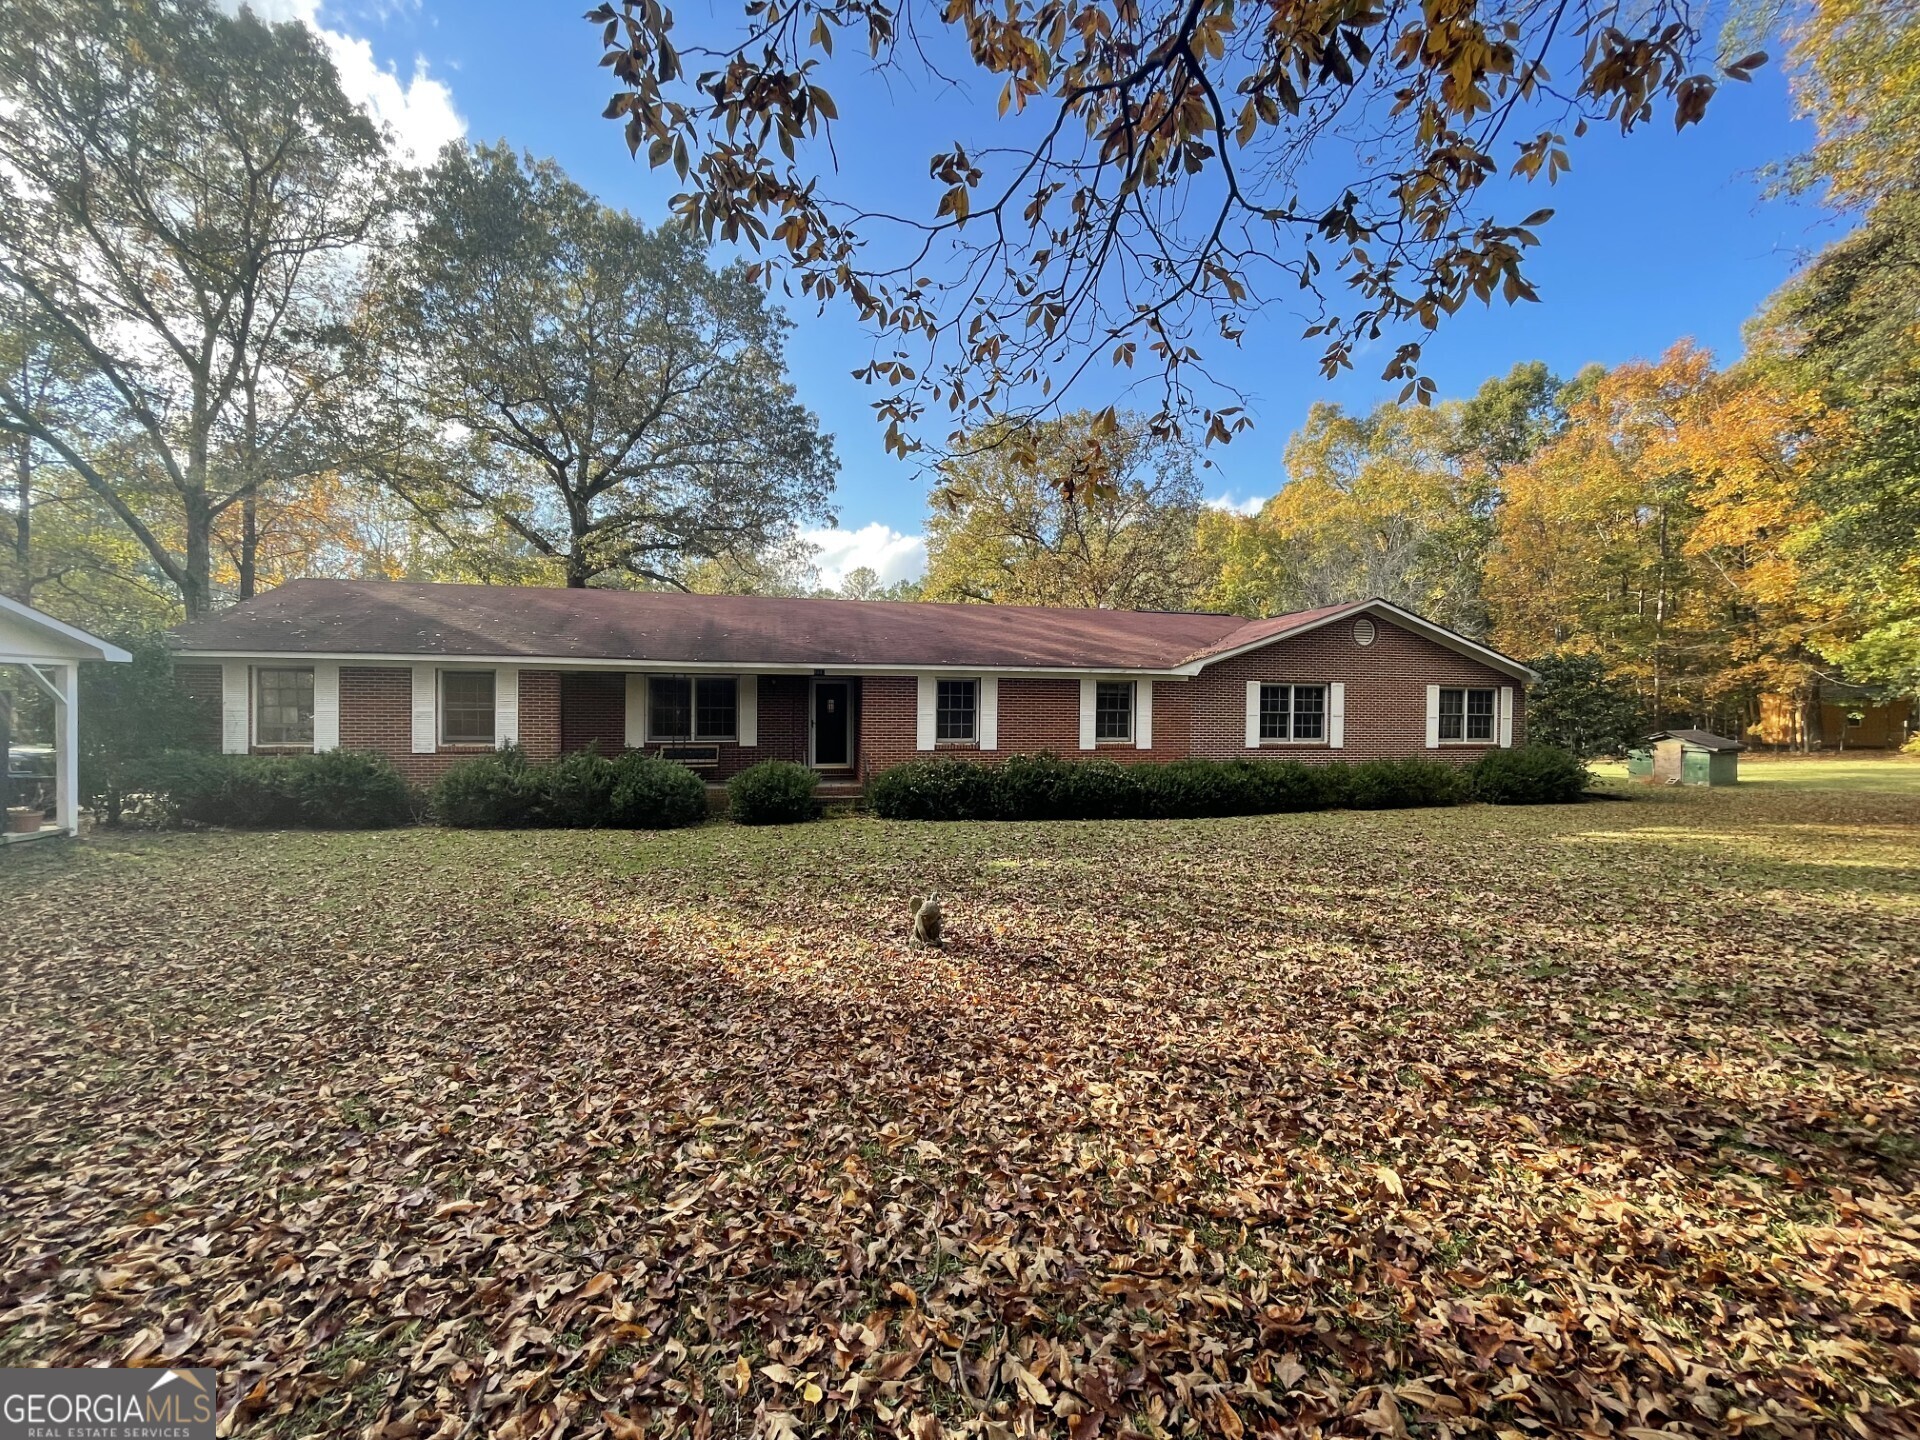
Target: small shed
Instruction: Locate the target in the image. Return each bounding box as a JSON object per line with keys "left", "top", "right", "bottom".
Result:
{"left": 1645, "top": 728, "right": 1742, "bottom": 787}
{"left": 0, "top": 596, "right": 131, "bottom": 841}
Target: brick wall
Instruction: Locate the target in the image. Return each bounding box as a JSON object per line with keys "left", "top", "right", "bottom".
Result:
{"left": 857, "top": 675, "right": 1194, "bottom": 779}
{"left": 561, "top": 673, "right": 624, "bottom": 753}
{"left": 1189, "top": 615, "right": 1526, "bottom": 763}
{"left": 519, "top": 671, "right": 561, "bottom": 763}
{"left": 335, "top": 666, "right": 563, "bottom": 784}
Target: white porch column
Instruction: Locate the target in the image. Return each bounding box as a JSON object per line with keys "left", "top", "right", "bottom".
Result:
{"left": 56, "top": 661, "right": 78, "bottom": 835}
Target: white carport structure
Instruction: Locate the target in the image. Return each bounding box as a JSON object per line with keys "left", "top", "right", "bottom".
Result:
{"left": 0, "top": 595, "right": 130, "bottom": 840}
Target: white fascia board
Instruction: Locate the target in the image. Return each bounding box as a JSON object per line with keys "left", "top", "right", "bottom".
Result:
{"left": 1171, "top": 600, "right": 1537, "bottom": 682}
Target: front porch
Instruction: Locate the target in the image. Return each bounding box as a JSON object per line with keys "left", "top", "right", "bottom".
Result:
{"left": 553, "top": 671, "right": 864, "bottom": 781}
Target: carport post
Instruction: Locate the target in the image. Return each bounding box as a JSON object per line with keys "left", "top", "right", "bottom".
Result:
{"left": 57, "top": 661, "right": 78, "bottom": 835}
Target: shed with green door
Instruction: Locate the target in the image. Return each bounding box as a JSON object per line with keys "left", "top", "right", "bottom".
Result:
{"left": 1645, "top": 729, "right": 1742, "bottom": 786}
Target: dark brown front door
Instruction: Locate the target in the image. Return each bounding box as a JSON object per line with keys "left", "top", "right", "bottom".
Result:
{"left": 812, "top": 680, "right": 851, "bottom": 767}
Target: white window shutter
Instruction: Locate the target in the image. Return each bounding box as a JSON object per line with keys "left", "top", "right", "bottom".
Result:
{"left": 221, "top": 662, "right": 250, "bottom": 754}
{"left": 624, "top": 675, "right": 647, "bottom": 748}
{"left": 979, "top": 676, "right": 999, "bottom": 750}
{"left": 1136, "top": 680, "right": 1153, "bottom": 749}
{"left": 1498, "top": 685, "right": 1515, "bottom": 748}
{"left": 1425, "top": 684, "right": 1441, "bottom": 749}
{"left": 313, "top": 663, "right": 340, "bottom": 752}
{"left": 915, "top": 675, "right": 937, "bottom": 751}
{"left": 738, "top": 675, "right": 758, "bottom": 746}
{"left": 1327, "top": 681, "right": 1345, "bottom": 749}
{"left": 1244, "top": 680, "right": 1261, "bottom": 749}
{"left": 496, "top": 667, "right": 520, "bottom": 747}
{"left": 1079, "top": 678, "right": 1098, "bottom": 750}
{"left": 411, "top": 665, "right": 437, "bottom": 752}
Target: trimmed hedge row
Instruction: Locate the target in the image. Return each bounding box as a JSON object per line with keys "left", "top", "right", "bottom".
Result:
{"left": 866, "top": 747, "right": 1587, "bottom": 820}
{"left": 136, "top": 749, "right": 414, "bottom": 828}
{"left": 431, "top": 746, "right": 709, "bottom": 829}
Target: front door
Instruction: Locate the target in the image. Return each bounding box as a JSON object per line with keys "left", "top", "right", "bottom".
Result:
{"left": 811, "top": 680, "right": 851, "bottom": 768}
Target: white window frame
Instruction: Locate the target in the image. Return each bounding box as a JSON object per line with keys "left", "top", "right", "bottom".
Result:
{"left": 1437, "top": 685, "right": 1498, "bottom": 744}
{"left": 646, "top": 674, "right": 740, "bottom": 743}
{"left": 1093, "top": 680, "right": 1134, "bottom": 743}
{"left": 253, "top": 665, "right": 316, "bottom": 748}
{"left": 934, "top": 677, "right": 978, "bottom": 743}
{"left": 439, "top": 669, "right": 498, "bottom": 746}
{"left": 1256, "top": 682, "right": 1330, "bottom": 744}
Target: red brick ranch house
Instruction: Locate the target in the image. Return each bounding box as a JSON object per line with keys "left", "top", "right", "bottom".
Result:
{"left": 168, "top": 580, "right": 1534, "bottom": 787}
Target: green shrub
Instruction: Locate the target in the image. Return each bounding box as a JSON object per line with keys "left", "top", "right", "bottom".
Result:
{"left": 134, "top": 749, "right": 412, "bottom": 828}
{"left": 1257, "top": 759, "right": 1341, "bottom": 812}
{"left": 865, "top": 758, "right": 998, "bottom": 820}
{"left": 869, "top": 753, "right": 1487, "bottom": 820}
{"left": 728, "top": 760, "right": 821, "bottom": 825}
{"left": 536, "top": 748, "right": 620, "bottom": 827}
{"left": 286, "top": 749, "right": 413, "bottom": 827}
{"left": 1139, "top": 758, "right": 1249, "bottom": 817}
{"left": 1342, "top": 757, "right": 1469, "bottom": 809}
{"left": 1470, "top": 745, "right": 1590, "bottom": 804}
{"left": 1054, "top": 758, "right": 1146, "bottom": 819}
{"left": 431, "top": 746, "right": 537, "bottom": 828}
{"left": 993, "top": 752, "right": 1081, "bottom": 819}
{"left": 608, "top": 754, "right": 710, "bottom": 829}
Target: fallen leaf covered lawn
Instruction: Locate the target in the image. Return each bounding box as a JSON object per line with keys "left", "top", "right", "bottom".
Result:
{"left": 3, "top": 779, "right": 1918, "bottom": 1439}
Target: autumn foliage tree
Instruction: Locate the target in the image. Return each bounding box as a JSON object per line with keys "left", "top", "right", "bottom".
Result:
{"left": 1485, "top": 343, "right": 1841, "bottom": 728}
{"left": 0, "top": 0, "right": 392, "bottom": 616}
{"left": 924, "top": 411, "right": 1206, "bottom": 608}
{"left": 589, "top": 0, "right": 1763, "bottom": 482}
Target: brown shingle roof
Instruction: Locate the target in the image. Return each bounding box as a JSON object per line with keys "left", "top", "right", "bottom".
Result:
{"left": 169, "top": 579, "right": 1258, "bottom": 671}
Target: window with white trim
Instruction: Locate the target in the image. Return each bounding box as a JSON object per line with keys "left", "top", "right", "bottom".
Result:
{"left": 255, "top": 667, "right": 314, "bottom": 746}
{"left": 1094, "top": 681, "right": 1133, "bottom": 741}
{"left": 440, "top": 670, "right": 496, "bottom": 745}
{"left": 1438, "top": 686, "right": 1496, "bottom": 742}
{"left": 1258, "top": 683, "right": 1327, "bottom": 742}
{"left": 649, "top": 675, "right": 738, "bottom": 741}
{"left": 935, "top": 679, "right": 977, "bottom": 741}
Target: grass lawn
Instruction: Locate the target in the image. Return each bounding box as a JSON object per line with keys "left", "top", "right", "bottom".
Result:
{"left": 2, "top": 770, "right": 1917, "bottom": 1439}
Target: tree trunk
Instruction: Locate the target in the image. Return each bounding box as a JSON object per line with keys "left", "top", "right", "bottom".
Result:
{"left": 1801, "top": 680, "right": 1824, "bottom": 753}
{"left": 10, "top": 433, "right": 29, "bottom": 605}
{"left": 239, "top": 491, "right": 259, "bottom": 600}
{"left": 183, "top": 489, "right": 213, "bottom": 617}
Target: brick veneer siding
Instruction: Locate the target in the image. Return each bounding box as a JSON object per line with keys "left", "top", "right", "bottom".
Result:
{"left": 1189, "top": 614, "right": 1525, "bottom": 763}
{"left": 561, "top": 672, "right": 624, "bottom": 753}
{"left": 173, "top": 663, "right": 224, "bottom": 750}
{"left": 335, "top": 666, "right": 563, "bottom": 784}
{"left": 856, "top": 675, "right": 1193, "bottom": 780}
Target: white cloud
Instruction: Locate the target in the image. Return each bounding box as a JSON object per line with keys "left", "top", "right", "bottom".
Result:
{"left": 234, "top": 0, "right": 464, "bottom": 165}
{"left": 1205, "top": 492, "right": 1269, "bottom": 517}
{"left": 802, "top": 523, "right": 927, "bottom": 589}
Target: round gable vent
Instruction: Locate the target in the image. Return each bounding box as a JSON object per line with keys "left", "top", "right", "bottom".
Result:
{"left": 1353, "top": 616, "right": 1377, "bottom": 646}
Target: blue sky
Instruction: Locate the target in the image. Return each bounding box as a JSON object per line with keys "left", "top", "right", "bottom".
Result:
{"left": 274, "top": 0, "right": 1841, "bottom": 585}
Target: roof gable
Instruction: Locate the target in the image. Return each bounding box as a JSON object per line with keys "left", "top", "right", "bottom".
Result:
{"left": 1176, "top": 598, "right": 1536, "bottom": 681}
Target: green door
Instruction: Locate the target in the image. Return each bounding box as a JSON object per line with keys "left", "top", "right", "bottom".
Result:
{"left": 1681, "top": 747, "right": 1711, "bottom": 786}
